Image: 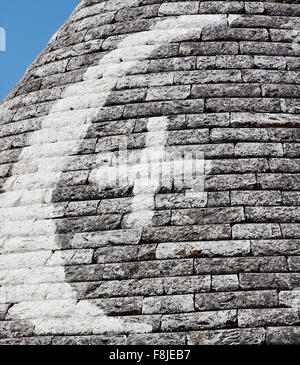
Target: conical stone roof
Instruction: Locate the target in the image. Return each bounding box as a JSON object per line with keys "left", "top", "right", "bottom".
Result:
{"left": 0, "top": 0, "right": 300, "bottom": 345}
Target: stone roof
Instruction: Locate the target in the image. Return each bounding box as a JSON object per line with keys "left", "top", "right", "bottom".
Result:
{"left": 0, "top": 0, "right": 300, "bottom": 345}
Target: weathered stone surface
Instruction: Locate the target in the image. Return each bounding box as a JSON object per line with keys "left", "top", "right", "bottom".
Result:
{"left": 0, "top": 336, "right": 53, "bottom": 345}
{"left": 282, "top": 191, "right": 300, "bottom": 205}
{"left": 52, "top": 335, "right": 127, "bottom": 345}
{"left": 279, "top": 290, "right": 300, "bottom": 309}
{"left": 66, "top": 229, "right": 142, "bottom": 249}
{"left": 205, "top": 173, "right": 256, "bottom": 191}
{"left": 257, "top": 173, "right": 300, "bottom": 190}
{"left": 157, "top": 240, "right": 250, "bottom": 260}
{"left": 288, "top": 256, "right": 300, "bottom": 272}
{"left": 156, "top": 192, "right": 207, "bottom": 210}
{"left": 46, "top": 249, "right": 94, "bottom": 266}
{"left": 235, "top": 143, "right": 283, "bottom": 157}
{"left": 142, "top": 225, "right": 231, "bottom": 243}
{"left": 232, "top": 224, "right": 282, "bottom": 239}
{"left": 192, "top": 84, "right": 260, "bottom": 98}
{"left": 240, "top": 273, "right": 300, "bottom": 290}
{"left": 143, "top": 294, "right": 194, "bottom": 314}
{"left": 266, "top": 326, "right": 300, "bottom": 345}
{"left": 206, "top": 158, "right": 268, "bottom": 174}
{"left": 251, "top": 239, "right": 300, "bottom": 256}
{"left": 171, "top": 207, "right": 245, "bottom": 225}
{"left": 245, "top": 207, "right": 300, "bottom": 223}
{"left": 281, "top": 224, "right": 300, "bottom": 238}
{"left": 103, "top": 259, "right": 193, "bottom": 280}
{"left": 231, "top": 191, "right": 282, "bottom": 207}
{"left": 1, "top": 0, "right": 299, "bottom": 345}
{"left": 206, "top": 98, "right": 281, "bottom": 113}
{"left": 127, "top": 332, "right": 186, "bottom": 345}
{"left": 161, "top": 310, "right": 237, "bottom": 332}
{"left": 94, "top": 244, "right": 156, "bottom": 264}
{"left": 0, "top": 321, "right": 34, "bottom": 338}
{"left": 211, "top": 275, "right": 239, "bottom": 292}
{"left": 65, "top": 264, "right": 104, "bottom": 282}
{"left": 73, "top": 278, "right": 164, "bottom": 299}
{"left": 65, "top": 201, "right": 99, "bottom": 217}
{"left": 207, "top": 192, "right": 230, "bottom": 207}
{"left": 195, "top": 256, "right": 288, "bottom": 275}
{"left": 199, "top": 1, "right": 244, "bottom": 14}
{"left": 238, "top": 308, "right": 300, "bottom": 328}
{"left": 163, "top": 275, "right": 211, "bottom": 295}
{"left": 187, "top": 328, "right": 265, "bottom": 345}
{"left": 0, "top": 305, "right": 9, "bottom": 321}
{"left": 195, "top": 291, "right": 278, "bottom": 311}
{"left": 179, "top": 43, "right": 239, "bottom": 57}
{"left": 81, "top": 297, "right": 143, "bottom": 316}
{"left": 55, "top": 215, "right": 122, "bottom": 234}
{"left": 73, "top": 275, "right": 211, "bottom": 301}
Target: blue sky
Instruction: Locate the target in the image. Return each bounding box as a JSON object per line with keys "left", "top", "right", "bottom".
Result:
{"left": 0, "top": 0, "right": 80, "bottom": 102}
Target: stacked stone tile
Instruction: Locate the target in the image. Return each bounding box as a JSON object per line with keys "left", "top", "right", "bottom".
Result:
{"left": 0, "top": 0, "right": 300, "bottom": 345}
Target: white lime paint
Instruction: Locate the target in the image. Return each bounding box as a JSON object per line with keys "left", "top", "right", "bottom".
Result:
{"left": 0, "top": 13, "right": 226, "bottom": 335}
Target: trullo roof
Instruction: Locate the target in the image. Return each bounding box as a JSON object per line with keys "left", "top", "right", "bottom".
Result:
{"left": 0, "top": 0, "right": 300, "bottom": 345}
